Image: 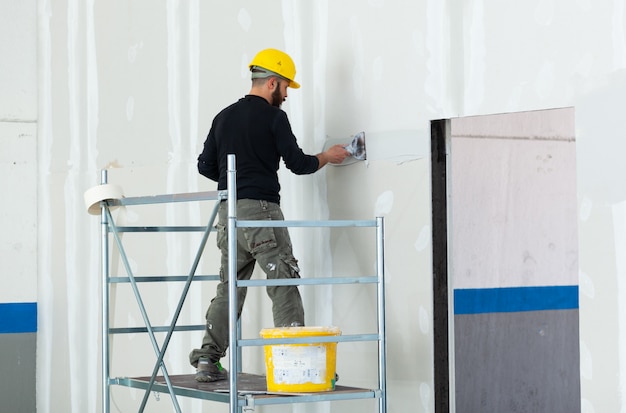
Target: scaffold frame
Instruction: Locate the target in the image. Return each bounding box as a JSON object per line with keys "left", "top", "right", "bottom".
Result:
{"left": 96, "top": 154, "right": 387, "bottom": 413}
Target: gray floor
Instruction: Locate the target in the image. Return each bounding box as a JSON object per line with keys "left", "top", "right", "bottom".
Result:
{"left": 0, "top": 333, "right": 36, "bottom": 413}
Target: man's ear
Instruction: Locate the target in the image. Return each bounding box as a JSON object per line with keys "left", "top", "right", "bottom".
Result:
{"left": 267, "top": 77, "right": 277, "bottom": 91}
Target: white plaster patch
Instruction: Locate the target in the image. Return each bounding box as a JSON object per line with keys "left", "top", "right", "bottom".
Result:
{"left": 534, "top": 0, "right": 554, "bottom": 26}
{"left": 128, "top": 256, "right": 139, "bottom": 275}
{"left": 238, "top": 8, "right": 251, "bottom": 32}
{"left": 115, "top": 205, "right": 139, "bottom": 225}
{"left": 414, "top": 225, "right": 431, "bottom": 252}
{"left": 579, "top": 196, "right": 593, "bottom": 222}
{"left": 360, "top": 130, "right": 428, "bottom": 164}
{"left": 419, "top": 381, "right": 431, "bottom": 410}
{"left": 127, "top": 41, "right": 143, "bottom": 63}
{"left": 535, "top": 61, "right": 555, "bottom": 100}
{"left": 374, "top": 190, "right": 394, "bottom": 216}
{"left": 419, "top": 305, "right": 429, "bottom": 334}
{"left": 38, "top": 2, "right": 54, "bottom": 406}
{"left": 580, "top": 340, "right": 592, "bottom": 379}
{"left": 579, "top": 270, "right": 595, "bottom": 298}
{"left": 126, "top": 96, "right": 134, "bottom": 121}
{"left": 369, "top": 0, "right": 384, "bottom": 7}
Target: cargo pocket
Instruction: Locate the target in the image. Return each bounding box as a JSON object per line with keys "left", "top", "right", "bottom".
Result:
{"left": 244, "top": 226, "right": 277, "bottom": 254}
{"left": 215, "top": 223, "right": 227, "bottom": 250}
{"left": 280, "top": 256, "right": 301, "bottom": 279}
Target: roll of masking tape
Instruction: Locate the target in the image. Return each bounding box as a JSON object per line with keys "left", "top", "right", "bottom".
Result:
{"left": 84, "top": 184, "right": 124, "bottom": 215}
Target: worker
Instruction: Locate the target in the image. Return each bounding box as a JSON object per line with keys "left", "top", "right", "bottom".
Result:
{"left": 189, "top": 48, "right": 350, "bottom": 382}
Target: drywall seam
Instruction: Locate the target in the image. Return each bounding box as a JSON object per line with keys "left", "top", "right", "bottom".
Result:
{"left": 185, "top": 1, "right": 202, "bottom": 381}
{"left": 65, "top": 1, "right": 84, "bottom": 410}
{"left": 280, "top": 1, "right": 313, "bottom": 339}
{"left": 167, "top": 0, "right": 182, "bottom": 160}
{"left": 445, "top": 0, "right": 463, "bottom": 117}
{"left": 37, "top": 1, "right": 53, "bottom": 411}
{"left": 282, "top": 0, "right": 336, "bottom": 336}
{"left": 165, "top": 0, "right": 202, "bottom": 380}
{"left": 349, "top": 15, "right": 364, "bottom": 101}
{"left": 612, "top": 0, "right": 626, "bottom": 69}
{"left": 311, "top": 0, "right": 334, "bottom": 329}
{"left": 86, "top": 0, "right": 98, "bottom": 175}
{"left": 166, "top": 0, "right": 183, "bottom": 375}
{"left": 281, "top": 0, "right": 303, "bottom": 135}
{"left": 85, "top": 2, "right": 99, "bottom": 407}
{"left": 187, "top": 0, "right": 199, "bottom": 170}
{"left": 312, "top": 0, "right": 329, "bottom": 158}
{"left": 166, "top": 0, "right": 181, "bottom": 371}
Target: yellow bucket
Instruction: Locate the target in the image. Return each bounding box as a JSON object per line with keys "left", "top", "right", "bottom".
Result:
{"left": 259, "top": 326, "right": 341, "bottom": 393}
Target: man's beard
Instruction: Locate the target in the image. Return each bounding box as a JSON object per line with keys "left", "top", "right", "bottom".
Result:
{"left": 271, "top": 82, "right": 284, "bottom": 107}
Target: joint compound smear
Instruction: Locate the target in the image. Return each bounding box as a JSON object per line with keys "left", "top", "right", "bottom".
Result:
{"left": 375, "top": 190, "right": 394, "bottom": 216}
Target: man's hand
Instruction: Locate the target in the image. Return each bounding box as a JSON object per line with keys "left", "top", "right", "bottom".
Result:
{"left": 316, "top": 144, "right": 350, "bottom": 169}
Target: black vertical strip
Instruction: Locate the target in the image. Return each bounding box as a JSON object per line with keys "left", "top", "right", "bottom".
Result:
{"left": 431, "top": 119, "right": 449, "bottom": 413}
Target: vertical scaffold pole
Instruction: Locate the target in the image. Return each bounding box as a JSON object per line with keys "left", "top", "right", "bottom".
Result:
{"left": 227, "top": 154, "right": 239, "bottom": 413}
{"left": 376, "top": 217, "right": 387, "bottom": 413}
{"left": 101, "top": 170, "right": 110, "bottom": 413}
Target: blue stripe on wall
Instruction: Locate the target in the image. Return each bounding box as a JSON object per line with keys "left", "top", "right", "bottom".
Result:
{"left": 0, "top": 302, "right": 37, "bottom": 333}
{"left": 454, "top": 285, "right": 578, "bottom": 315}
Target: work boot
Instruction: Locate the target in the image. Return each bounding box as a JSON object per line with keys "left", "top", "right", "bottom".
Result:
{"left": 195, "top": 357, "right": 228, "bottom": 382}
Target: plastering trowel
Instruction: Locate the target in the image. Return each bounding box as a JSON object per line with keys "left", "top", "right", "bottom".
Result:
{"left": 323, "top": 131, "right": 367, "bottom": 166}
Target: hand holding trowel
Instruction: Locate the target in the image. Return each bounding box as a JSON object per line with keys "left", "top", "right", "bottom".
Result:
{"left": 323, "top": 131, "right": 367, "bottom": 166}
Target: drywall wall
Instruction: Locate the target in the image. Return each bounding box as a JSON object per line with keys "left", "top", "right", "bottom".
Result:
{"left": 0, "top": 0, "right": 38, "bottom": 410}
{"left": 0, "top": 0, "right": 624, "bottom": 412}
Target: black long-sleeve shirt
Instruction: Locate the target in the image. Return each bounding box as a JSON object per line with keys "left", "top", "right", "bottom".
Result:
{"left": 198, "top": 95, "right": 319, "bottom": 204}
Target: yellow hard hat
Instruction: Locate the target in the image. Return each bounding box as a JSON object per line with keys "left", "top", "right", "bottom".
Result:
{"left": 248, "top": 48, "right": 301, "bottom": 89}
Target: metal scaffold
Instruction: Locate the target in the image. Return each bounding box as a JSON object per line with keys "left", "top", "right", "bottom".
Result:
{"left": 94, "top": 154, "right": 387, "bottom": 413}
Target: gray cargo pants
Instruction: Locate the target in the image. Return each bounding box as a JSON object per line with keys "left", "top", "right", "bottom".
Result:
{"left": 189, "top": 199, "right": 305, "bottom": 366}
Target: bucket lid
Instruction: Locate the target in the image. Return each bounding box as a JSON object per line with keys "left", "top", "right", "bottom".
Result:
{"left": 260, "top": 326, "right": 341, "bottom": 338}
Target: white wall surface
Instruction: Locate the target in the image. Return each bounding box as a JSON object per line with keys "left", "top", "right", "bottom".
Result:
{"left": 0, "top": 0, "right": 623, "bottom": 412}
{"left": 0, "top": 0, "right": 38, "bottom": 302}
